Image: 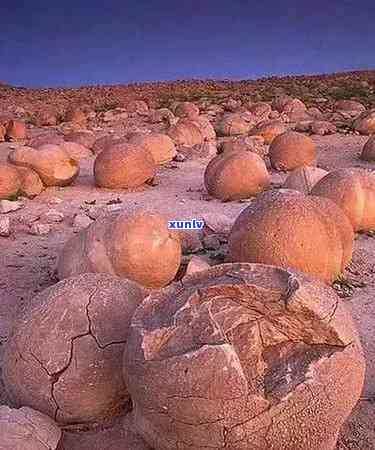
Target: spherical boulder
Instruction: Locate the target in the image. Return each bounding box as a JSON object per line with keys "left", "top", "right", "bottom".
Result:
{"left": 204, "top": 151, "right": 270, "bottom": 201}
{"left": 283, "top": 166, "right": 329, "bottom": 194}
{"left": 5, "top": 120, "right": 27, "bottom": 142}
{"left": 57, "top": 211, "right": 181, "bottom": 289}
{"left": 190, "top": 115, "right": 216, "bottom": 141}
{"left": 353, "top": 110, "right": 375, "bottom": 135}
{"left": 8, "top": 145, "right": 79, "bottom": 187}
{"left": 15, "top": 166, "right": 44, "bottom": 198}
{"left": 249, "top": 120, "right": 286, "bottom": 144}
{"left": 228, "top": 189, "right": 354, "bottom": 283}
{"left": 310, "top": 168, "right": 375, "bottom": 232}
{"left": 174, "top": 102, "right": 200, "bottom": 119}
{"left": 269, "top": 131, "right": 317, "bottom": 171}
{"left": 167, "top": 119, "right": 204, "bottom": 146}
{"left": 60, "top": 141, "right": 93, "bottom": 161}
{"left": 0, "top": 164, "right": 21, "bottom": 199}
{"left": 219, "top": 135, "right": 267, "bottom": 158}
{"left": 215, "top": 113, "right": 252, "bottom": 136}
{"left": 360, "top": 135, "right": 375, "bottom": 161}
{"left": 123, "top": 262, "right": 365, "bottom": 450}
{"left": 0, "top": 406, "right": 62, "bottom": 450}
{"left": 129, "top": 132, "right": 176, "bottom": 164}
{"left": 2, "top": 273, "right": 147, "bottom": 427}
{"left": 94, "top": 142, "right": 156, "bottom": 189}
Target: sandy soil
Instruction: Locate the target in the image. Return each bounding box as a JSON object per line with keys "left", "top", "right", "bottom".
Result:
{"left": 0, "top": 133, "right": 374, "bottom": 449}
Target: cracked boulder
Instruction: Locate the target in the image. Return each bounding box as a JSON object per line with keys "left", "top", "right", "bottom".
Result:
{"left": 269, "top": 131, "right": 317, "bottom": 171}
{"left": 123, "top": 263, "right": 365, "bottom": 450}
{"left": 0, "top": 405, "right": 62, "bottom": 450}
{"left": 283, "top": 166, "right": 329, "bottom": 194}
{"left": 94, "top": 142, "right": 156, "bottom": 189}
{"left": 128, "top": 132, "right": 177, "bottom": 164}
{"left": 8, "top": 145, "right": 79, "bottom": 187}
{"left": 228, "top": 189, "right": 354, "bottom": 283}
{"left": 0, "top": 163, "right": 21, "bottom": 200}
{"left": 204, "top": 151, "right": 270, "bottom": 201}
{"left": 2, "top": 273, "right": 147, "bottom": 428}
{"left": 310, "top": 167, "right": 375, "bottom": 232}
{"left": 57, "top": 211, "right": 182, "bottom": 289}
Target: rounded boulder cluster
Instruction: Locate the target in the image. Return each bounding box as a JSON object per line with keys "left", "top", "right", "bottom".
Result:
{"left": 228, "top": 189, "right": 354, "bottom": 283}
{"left": 310, "top": 168, "right": 375, "bottom": 232}
{"left": 167, "top": 119, "right": 204, "bottom": 146}
{"left": 123, "top": 263, "right": 365, "bottom": 450}
{"left": 94, "top": 142, "right": 156, "bottom": 189}
{"left": 204, "top": 150, "right": 270, "bottom": 201}
{"left": 57, "top": 211, "right": 182, "bottom": 288}
{"left": 2, "top": 273, "right": 146, "bottom": 427}
{"left": 269, "top": 131, "right": 317, "bottom": 171}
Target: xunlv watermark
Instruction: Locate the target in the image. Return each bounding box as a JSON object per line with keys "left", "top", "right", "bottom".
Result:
{"left": 168, "top": 219, "right": 205, "bottom": 230}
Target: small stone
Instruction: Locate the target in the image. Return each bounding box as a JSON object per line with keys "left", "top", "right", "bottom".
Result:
{"left": 202, "top": 234, "right": 221, "bottom": 250}
{"left": 0, "top": 200, "right": 24, "bottom": 214}
{"left": 40, "top": 210, "right": 64, "bottom": 223}
{"left": 72, "top": 213, "right": 93, "bottom": 229}
{"left": 185, "top": 255, "right": 211, "bottom": 277}
{"left": 107, "top": 204, "right": 123, "bottom": 213}
{"left": 174, "top": 152, "right": 186, "bottom": 162}
{"left": 29, "top": 223, "right": 51, "bottom": 235}
{"left": 48, "top": 197, "right": 63, "bottom": 205}
{"left": 0, "top": 216, "right": 11, "bottom": 237}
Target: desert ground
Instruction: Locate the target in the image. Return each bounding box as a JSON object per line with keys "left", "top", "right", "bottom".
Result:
{"left": 0, "top": 71, "right": 375, "bottom": 449}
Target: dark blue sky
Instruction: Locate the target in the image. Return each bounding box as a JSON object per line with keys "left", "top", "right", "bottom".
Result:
{"left": 1, "top": 0, "right": 374, "bottom": 88}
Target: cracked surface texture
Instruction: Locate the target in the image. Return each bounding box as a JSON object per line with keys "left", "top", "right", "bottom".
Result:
{"left": 228, "top": 189, "right": 355, "bottom": 283}
{"left": 2, "top": 273, "right": 146, "bottom": 427}
{"left": 57, "top": 211, "right": 182, "bottom": 289}
{"left": 123, "top": 263, "right": 365, "bottom": 450}
{"left": 0, "top": 405, "right": 62, "bottom": 450}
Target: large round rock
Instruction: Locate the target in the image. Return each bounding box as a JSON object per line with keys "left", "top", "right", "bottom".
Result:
{"left": 129, "top": 132, "right": 176, "bottom": 164}
{"left": 0, "top": 406, "right": 62, "bottom": 450}
{"left": 57, "top": 211, "right": 182, "bottom": 289}
{"left": 94, "top": 142, "right": 156, "bottom": 189}
{"left": 123, "top": 263, "right": 365, "bottom": 450}
{"left": 310, "top": 168, "right": 375, "bottom": 232}
{"left": 269, "top": 131, "right": 317, "bottom": 171}
{"left": 2, "top": 273, "right": 146, "bottom": 427}
{"left": 228, "top": 189, "right": 354, "bottom": 283}
{"left": 204, "top": 150, "right": 270, "bottom": 201}
{"left": 0, "top": 164, "right": 21, "bottom": 199}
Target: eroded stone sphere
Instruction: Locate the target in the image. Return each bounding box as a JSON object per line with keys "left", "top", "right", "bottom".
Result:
{"left": 228, "top": 189, "right": 354, "bottom": 283}
{"left": 123, "top": 263, "right": 365, "bottom": 450}
{"left": 57, "top": 211, "right": 182, "bottom": 289}
{"left": 283, "top": 166, "right": 329, "bottom": 194}
{"left": 94, "top": 142, "right": 156, "bottom": 189}
{"left": 129, "top": 132, "right": 176, "bottom": 164}
{"left": 269, "top": 131, "right": 317, "bottom": 171}
{"left": 0, "top": 406, "right": 62, "bottom": 450}
{"left": 310, "top": 168, "right": 375, "bottom": 232}
{"left": 2, "top": 273, "right": 146, "bottom": 427}
{"left": 204, "top": 150, "right": 270, "bottom": 201}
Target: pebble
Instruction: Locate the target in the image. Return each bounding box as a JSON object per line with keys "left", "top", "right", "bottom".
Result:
{"left": 29, "top": 223, "right": 51, "bottom": 236}
{"left": 0, "top": 216, "right": 11, "bottom": 237}
{"left": 0, "top": 200, "right": 24, "bottom": 214}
